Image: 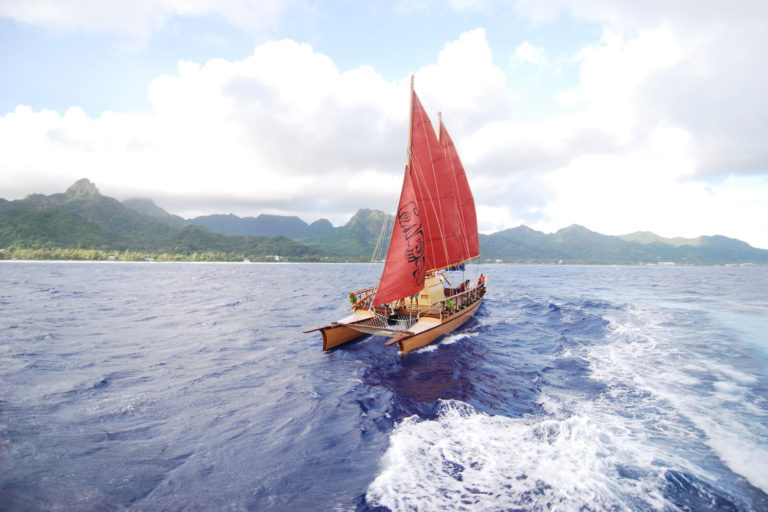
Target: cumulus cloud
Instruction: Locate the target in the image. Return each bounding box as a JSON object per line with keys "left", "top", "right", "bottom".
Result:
{"left": 512, "top": 15, "right": 767, "bottom": 244}
{"left": 1, "top": 6, "right": 767, "bottom": 248}
{"left": 0, "top": 27, "right": 518, "bottom": 227}
{"left": 416, "top": 28, "right": 508, "bottom": 119}
{"left": 518, "top": 0, "right": 768, "bottom": 180}
{"left": 0, "top": 39, "right": 414, "bottom": 225}
{"left": 466, "top": 5, "right": 767, "bottom": 245}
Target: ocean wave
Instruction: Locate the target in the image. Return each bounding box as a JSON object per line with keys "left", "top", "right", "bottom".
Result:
{"left": 366, "top": 399, "right": 670, "bottom": 510}
{"left": 591, "top": 303, "right": 768, "bottom": 496}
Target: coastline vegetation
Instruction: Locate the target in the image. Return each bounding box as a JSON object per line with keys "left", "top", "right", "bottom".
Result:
{"left": 0, "top": 247, "right": 365, "bottom": 263}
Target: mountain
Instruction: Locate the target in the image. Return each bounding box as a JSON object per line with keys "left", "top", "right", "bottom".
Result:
{"left": 300, "top": 209, "right": 394, "bottom": 258}
{"left": 188, "top": 213, "right": 330, "bottom": 239}
{"left": 308, "top": 218, "right": 334, "bottom": 235}
{"left": 619, "top": 231, "right": 703, "bottom": 247}
{"left": 1, "top": 179, "right": 176, "bottom": 250}
{"left": 480, "top": 224, "right": 768, "bottom": 264}
{"left": 187, "top": 208, "right": 394, "bottom": 258}
{"left": 122, "top": 198, "right": 187, "bottom": 229}
{"left": 2, "top": 179, "right": 767, "bottom": 264}
{"left": 0, "top": 179, "right": 320, "bottom": 261}
{"left": 167, "top": 225, "right": 317, "bottom": 259}
{"left": 179, "top": 207, "right": 768, "bottom": 264}
{"left": 0, "top": 208, "right": 118, "bottom": 249}
{"left": 187, "top": 212, "right": 337, "bottom": 239}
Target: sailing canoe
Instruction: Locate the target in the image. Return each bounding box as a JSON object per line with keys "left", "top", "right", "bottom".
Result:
{"left": 304, "top": 77, "right": 486, "bottom": 355}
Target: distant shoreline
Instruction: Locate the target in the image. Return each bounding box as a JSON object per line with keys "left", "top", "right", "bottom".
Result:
{"left": 4, "top": 180, "right": 767, "bottom": 265}
{"left": 1, "top": 258, "right": 762, "bottom": 267}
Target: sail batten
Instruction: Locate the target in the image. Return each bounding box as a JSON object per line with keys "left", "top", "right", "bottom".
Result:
{"left": 373, "top": 84, "right": 480, "bottom": 306}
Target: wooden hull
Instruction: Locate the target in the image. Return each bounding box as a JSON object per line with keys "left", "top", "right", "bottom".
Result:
{"left": 319, "top": 323, "right": 367, "bottom": 351}
{"left": 304, "top": 310, "right": 375, "bottom": 351}
{"left": 306, "top": 282, "right": 486, "bottom": 354}
{"left": 389, "top": 297, "right": 483, "bottom": 354}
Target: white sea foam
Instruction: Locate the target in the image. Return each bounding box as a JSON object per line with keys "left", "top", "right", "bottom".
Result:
{"left": 439, "top": 331, "right": 479, "bottom": 347}
{"left": 416, "top": 343, "right": 440, "bottom": 353}
{"left": 591, "top": 304, "right": 768, "bottom": 494}
{"left": 366, "top": 400, "right": 670, "bottom": 511}
{"left": 410, "top": 331, "right": 479, "bottom": 354}
{"left": 369, "top": 300, "right": 768, "bottom": 510}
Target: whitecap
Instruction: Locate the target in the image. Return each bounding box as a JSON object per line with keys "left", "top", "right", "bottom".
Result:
{"left": 366, "top": 399, "right": 670, "bottom": 511}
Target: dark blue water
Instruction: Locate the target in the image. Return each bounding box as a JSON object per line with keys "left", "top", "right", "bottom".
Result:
{"left": 1, "top": 262, "right": 767, "bottom": 511}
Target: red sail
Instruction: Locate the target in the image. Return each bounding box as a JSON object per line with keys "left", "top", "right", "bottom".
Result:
{"left": 440, "top": 120, "right": 480, "bottom": 260}
{"left": 409, "top": 90, "right": 464, "bottom": 271}
{"left": 373, "top": 165, "right": 426, "bottom": 305}
{"left": 373, "top": 88, "right": 478, "bottom": 305}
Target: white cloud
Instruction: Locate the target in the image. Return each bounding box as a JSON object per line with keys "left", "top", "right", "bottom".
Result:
{"left": 470, "top": 13, "right": 768, "bottom": 248}
{"left": 555, "top": 27, "right": 682, "bottom": 145}
{"left": 534, "top": 122, "right": 699, "bottom": 237}
{"left": 0, "top": 29, "right": 512, "bottom": 227}
{"left": 517, "top": 0, "right": 768, "bottom": 180}
{"left": 0, "top": 38, "right": 410, "bottom": 226}
{"left": 0, "top": 0, "right": 294, "bottom": 38}
{"left": 513, "top": 0, "right": 768, "bottom": 33}
{"left": 1, "top": 15, "right": 768, "bottom": 249}
{"left": 513, "top": 41, "right": 547, "bottom": 66}
{"left": 415, "top": 28, "right": 510, "bottom": 132}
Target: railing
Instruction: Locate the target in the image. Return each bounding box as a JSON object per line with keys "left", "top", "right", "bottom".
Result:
{"left": 435, "top": 282, "right": 486, "bottom": 318}
{"left": 348, "top": 286, "right": 377, "bottom": 310}
{"left": 348, "top": 278, "right": 487, "bottom": 318}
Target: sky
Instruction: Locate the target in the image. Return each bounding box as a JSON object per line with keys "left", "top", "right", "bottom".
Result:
{"left": 1, "top": 1, "right": 767, "bottom": 249}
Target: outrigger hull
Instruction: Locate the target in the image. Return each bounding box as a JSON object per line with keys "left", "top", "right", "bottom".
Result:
{"left": 318, "top": 324, "right": 365, "bottom": 351}
{"left": 304, "top": 310, "right": 376, "bottom": 351}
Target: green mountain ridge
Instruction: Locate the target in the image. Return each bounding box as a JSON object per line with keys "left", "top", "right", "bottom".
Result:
{"left": 0, "top": 179, "right": 321, "bottom": 261}
{"left": 122, "top": 197, "right": 187, "bottom": 229}
{"left": 479, "top": 224, "right": 767, "bottom": 264}
{"left": 2, "top": 179, "right": 767, "bottom": 264}
{"left": 619, "top": 231, "right": 704, "bottom": 247}
{"left": 188, "top": 212, "right": 328, "bottom": 239}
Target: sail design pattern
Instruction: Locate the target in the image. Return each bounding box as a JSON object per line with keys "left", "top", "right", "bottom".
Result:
{"left": 373, "top": 87, "right": 479, "bottom": 305}
{"left": 373, "top": 167, "right": 426, "bottom": 304}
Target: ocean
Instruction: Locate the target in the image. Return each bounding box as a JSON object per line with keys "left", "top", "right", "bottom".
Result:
{"left": 1, "top": 262, "right": 767, "bottom": 511}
